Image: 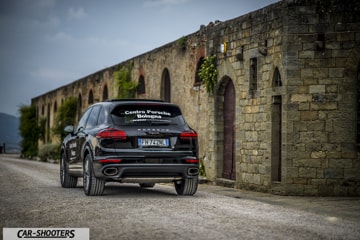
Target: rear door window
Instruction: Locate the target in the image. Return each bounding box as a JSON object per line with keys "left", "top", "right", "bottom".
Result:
{"left": 111, "top": 104, "right": 186, "bottom": 126}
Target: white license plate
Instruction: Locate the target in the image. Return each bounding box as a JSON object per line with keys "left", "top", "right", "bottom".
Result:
{"left": 138, "top": 138, "right": 169, "bottom": 147}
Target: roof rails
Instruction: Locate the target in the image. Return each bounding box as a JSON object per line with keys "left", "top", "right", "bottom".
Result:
{"left": 105, "top": 99, "right": 164, "bottom": 102}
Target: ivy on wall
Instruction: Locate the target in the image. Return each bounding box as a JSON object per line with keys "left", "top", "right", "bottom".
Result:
{"left": 197, "top": 55, "right": 218, "bottom": 95}
{"left": 114, "top": 62, "right": 138, "bottom": 99}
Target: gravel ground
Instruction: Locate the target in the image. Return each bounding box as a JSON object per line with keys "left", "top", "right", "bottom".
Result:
{"left": 1, "top": 155, "right": 360, "bottom": 240}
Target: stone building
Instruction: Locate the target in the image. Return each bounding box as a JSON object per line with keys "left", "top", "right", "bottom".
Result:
{"left": 32, "top": 0, "right": 360, "bottom": 196}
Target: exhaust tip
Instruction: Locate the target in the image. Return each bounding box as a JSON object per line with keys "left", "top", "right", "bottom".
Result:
{"left": 187, "top": 168, "right": 199, "bottom": 176}
{"left": 103, "top": 167, "right": 119, "bottom": 176}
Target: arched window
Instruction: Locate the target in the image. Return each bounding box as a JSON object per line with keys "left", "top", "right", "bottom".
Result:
{"left": 271, "top": 67, "right": 282, "bottom": 182}
{"left": 103, "top": 85, "right": 108, "bottom": 101}
{"left": 88, "top": 90, "right": 94, "bottom": 104}
{"left": 77, "top": 93, "right": 82, "bottom": 120}
{"left": 273, "top": 67, "right": 282, "bottom": 87}
{"left": 194, "top": 57, "right": 204, "bottom": 86}
{"left": 161, "top": 68, "right": 171, "bottom": 102}
{"left": 137, "top": 75, "right": 145, "bottom": 94}
{"left": 54, "top": 101, "right": 57, "bottom": 113}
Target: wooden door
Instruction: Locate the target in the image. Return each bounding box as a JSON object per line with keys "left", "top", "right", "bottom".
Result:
{"left": 222, "top": 81, "right": 236, "bottom": 180}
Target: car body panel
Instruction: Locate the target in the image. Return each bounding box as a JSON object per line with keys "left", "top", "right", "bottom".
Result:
{"left": 60, "top": 99, "right": 199, "bottom": 187}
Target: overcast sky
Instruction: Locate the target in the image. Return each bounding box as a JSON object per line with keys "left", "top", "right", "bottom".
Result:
{"left": 0, "top": 0, "right": 278, "bottom": 117}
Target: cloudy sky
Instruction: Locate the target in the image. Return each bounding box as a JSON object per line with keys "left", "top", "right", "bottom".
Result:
{"left": 0, "top": 0, "right": 278, "bottom": 117}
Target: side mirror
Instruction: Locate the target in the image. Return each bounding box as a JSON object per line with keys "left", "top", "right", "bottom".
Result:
{"left": 64, "top": 125, "right": 74, "bottom": 133}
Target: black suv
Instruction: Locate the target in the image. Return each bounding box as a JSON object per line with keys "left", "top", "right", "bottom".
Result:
{"left": 60, "top": 99, "right": 199, "bottom": 196}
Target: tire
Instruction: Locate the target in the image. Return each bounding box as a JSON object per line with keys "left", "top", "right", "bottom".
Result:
{"left": 83, "top": 154, "right": 105, "bottom": 196}
{"left": 174, "top": 177, "right": 198, "bottom": 196}
{"left": 60, "top": 153, "right": 77, "bottom": 188}
{"left": 139, "top": 183, "right": 156, "bottom": 188}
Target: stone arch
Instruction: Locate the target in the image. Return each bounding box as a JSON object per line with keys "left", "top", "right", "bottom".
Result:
{"left": 215, "top": 76, "right": 236, "bottom": 180}
{"left": 138, "top": 75, "right": 145, "bottom": 95}
{"left": 272, "top": 67, "right": 282, "bottom": 87}
{"left": 161, "top": 68, "right": 171, "bottom": 102}
{"left": 88, "top": 89, "right": 94, "bottom": 104}
{"left": 194, "top": 57, "right": 204, "bottom": 86}
{"left": 77, "top": 93, "right": 82, "bottom": 121}
{"left": 47, "top": 103, "right": 51, "bottom": 143}
{"left": 103, "top": 84, "right": 108, "bottom": 101}
{"left": 271, "top": 67, "right": 283, "bottom": 182}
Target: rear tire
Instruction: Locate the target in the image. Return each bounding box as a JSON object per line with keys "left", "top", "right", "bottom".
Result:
{"left": 60, "top": 153, "right": 77, "bottom": 188}
{"left": 174, "top": 177, "right": 198, "bottom": 195}
{"left": 83, "top": 154, "right": 105, "bottom": 196}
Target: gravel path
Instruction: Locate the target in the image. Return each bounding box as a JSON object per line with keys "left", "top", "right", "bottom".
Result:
{"left": 1, "top": 155, "right": 360, "bottom": 240}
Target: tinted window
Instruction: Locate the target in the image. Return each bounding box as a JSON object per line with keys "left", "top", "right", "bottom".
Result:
{"left": 97, "top": 106, "right": 106, "bottom": 125}
{"left": 86, "top": 105, "right": 101, "bottom": 129}
{"left": 111, "top": 104, "right": 185, "bottom": 126}
{"left": 76, "top": 108, "right": 92, "bottom": 132}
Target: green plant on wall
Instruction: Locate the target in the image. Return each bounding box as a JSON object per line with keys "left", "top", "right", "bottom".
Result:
{"left": 114, "top": 62, "right": 138, "bottom": 99}
{"left": 177, "top": 36, "right": 187, "bottom": 50}
{"left": 198, "top": 55, "right": 218, "bottom": 95}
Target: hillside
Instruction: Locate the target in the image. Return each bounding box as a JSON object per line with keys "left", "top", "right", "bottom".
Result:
{"left": 0, "top": 112, "right": 22, "bottom": 153}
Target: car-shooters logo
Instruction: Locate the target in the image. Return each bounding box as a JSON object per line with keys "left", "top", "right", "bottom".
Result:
{"left": 3, "top": 228, "right": 89, "bottom": 240}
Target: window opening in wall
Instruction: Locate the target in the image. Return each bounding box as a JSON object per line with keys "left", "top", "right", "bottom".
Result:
{"left": 103, "top": 85, "right": 108, "bottom": 101}
{"left": 88, "top": 90, "right": 94, "bottom": 104}
{"left": 77, "top": 94, "right": 82, "bottom": 121}
{"left": 47, "top": 104, "right": 51, "bottom": 143}
{"left": 273, "top": 67, "right": 282, "bottom": 87}
{"left": 357, "top": 67, "right": 360, "bottom": 151}
{"left": 137, "top": 75, "right": 145, "bottom": 94}
{"left": 195, "top": 57, "right": 204, "bottom": 86}
{"left": 161, "top": 68, "right": 171, "bottom": 102}
{"left": 271, "top": 95, "right": 282, "bottom": 182}
{"left": 249, "top": 58, "right": 258, "bottom": 96}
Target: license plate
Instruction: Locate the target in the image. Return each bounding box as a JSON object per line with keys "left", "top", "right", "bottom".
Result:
{"left": 138, "top": 138, "right": 169, "bottom": 147}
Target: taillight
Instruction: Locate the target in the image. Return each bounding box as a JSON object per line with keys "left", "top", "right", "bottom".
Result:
{"left": 179, "top": 130, "right": 198, "bottom": 140}
{"left": 185, "top": 159, "right": 199, "bottom": 163}
{"left": 96, "top": 128, "right": 126, "bottom": 140}
{"left": 99, "top": 159, "right": 122, "bottom": 163}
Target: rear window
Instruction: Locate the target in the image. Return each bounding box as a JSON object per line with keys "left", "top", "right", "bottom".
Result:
{"left": 111, "top": 104, "right": 186, "bottom": 126}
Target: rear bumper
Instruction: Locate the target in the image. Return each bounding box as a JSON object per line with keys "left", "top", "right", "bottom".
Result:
{"left": 92, "top": 156, "right": 199, "bottom": 182}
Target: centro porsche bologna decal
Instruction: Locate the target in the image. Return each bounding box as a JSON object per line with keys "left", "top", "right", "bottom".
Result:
{"left": 124, "top": 110, "right": 171, "bottom": 120}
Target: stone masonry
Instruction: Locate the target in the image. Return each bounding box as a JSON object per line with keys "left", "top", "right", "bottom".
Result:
{"left": 32, "top": 0, "right": 360, "bottom": 196}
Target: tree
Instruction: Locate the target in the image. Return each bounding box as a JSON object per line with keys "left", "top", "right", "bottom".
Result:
{"left": 52, "top": 96, "right": 78, "bottom": 140}
{"left": 19, "top": 105, "right": 39, "bottom": 158}
{"left": 114, "top": 62, "right": 138, "bottom": 99}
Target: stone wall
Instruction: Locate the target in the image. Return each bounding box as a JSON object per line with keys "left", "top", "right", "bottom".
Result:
{"left": 32, "top": 0, "right": 360, "bottom": 196}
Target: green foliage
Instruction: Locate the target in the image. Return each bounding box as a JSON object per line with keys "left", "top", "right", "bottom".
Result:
{"left": 38, "top": 118, "right": 46, "bottom": 142}
{"left": 52, "top": 97, "right": 78, "bottom": 140}
{"left": 19, "top": 105, "right": 39, "bottom": 159}
{"left": 114, "top": 63, "right": 138, "bottom": 99}
{"left": 199, "top": 158, "right": 206, "bottom": 177}
{"left": 198, "top": 55, "right": 218, "bottom": 95}
{"left": 38, "top": 143, "right": 60, "bottom": 162}
{"left": 177, "top": 36, "right": 187, "bottom": 50}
